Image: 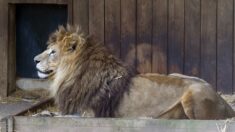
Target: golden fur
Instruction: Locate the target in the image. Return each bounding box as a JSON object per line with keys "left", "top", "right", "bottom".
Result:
{"left": 34, "top": 25, "right": 235, "bottom": 119}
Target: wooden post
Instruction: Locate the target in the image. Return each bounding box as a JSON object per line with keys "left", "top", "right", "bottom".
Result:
{"left": 8, "top": 4, "right": 16, "bottom": 95}
{"left": 0, "top": 0, "right": 9, "bottom": 97}
{"left": 10, "top": 117, "right": 235, "bottom": 132}
{"left": 73, "top": 0, "right": 89, "bottom": 35}
{"left": 0, "top": 118, "right": 7, "bottom": 132}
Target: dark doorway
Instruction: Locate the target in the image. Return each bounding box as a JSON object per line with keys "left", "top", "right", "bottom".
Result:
{"left": 16, "top": 4, "right": 67, "bottom": 78}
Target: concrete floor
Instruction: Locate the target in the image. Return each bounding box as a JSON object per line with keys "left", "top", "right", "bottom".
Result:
{"left": 0, "top": 89, "right": 49, "bottom": 120}
{"left": 0, "top": 101, "right": 33, "bottom": 119}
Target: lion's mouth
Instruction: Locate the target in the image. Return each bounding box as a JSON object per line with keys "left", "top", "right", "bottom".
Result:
{"left": 37, "top": 70, "right": 53, "bottom": 79}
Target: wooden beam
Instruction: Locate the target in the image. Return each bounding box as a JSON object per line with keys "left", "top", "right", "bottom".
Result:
{"left": 217, "top": 0, "right": 233, "bottom": 93}
{"left": 136, "top": 0, "right": 152, "bottom": 73}
{"left": 168, "top": 0, "right": 185, "bottom": 74}
{"left": 120, "top": 0, "right": 137, "bottom": 68}
{"left": 201, "top": 0, "right": 217, "bottom": 89}
{"left": 89, "top": 0, "right": 105, "bottom": 43}
{"left": 184, "top": 0, "right": 201, "bottom": 76}
{"left": 0, "top": 0, "right": 9, "bottom": 97}
{"left": 105, "top": 0, "right": 121, "bottom": 58}
{"left": 8, "top": 4, "right": 16, "bottom": 94}
{"left": 152, "top": 0, "right": 168, "bottom": 74}
{"left": 67, "top": 0, "right": 73, "bottom": 25}
{"left": 10, "top": 117, "right": 235, "bottom": 132}
{"left": 8, "top": 0, "right": 68, "bottom": 4}
{"left": 73, "top": 0, "right": 89, "bottom": 35}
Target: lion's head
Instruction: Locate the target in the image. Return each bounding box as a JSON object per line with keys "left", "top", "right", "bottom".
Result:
{"left": 34, "top": 25, "right": 85, "bottom": 79}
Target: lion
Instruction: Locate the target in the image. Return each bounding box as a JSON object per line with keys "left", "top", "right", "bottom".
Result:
{"left": 34, "top": 25, "right": 235, "bottom": 119}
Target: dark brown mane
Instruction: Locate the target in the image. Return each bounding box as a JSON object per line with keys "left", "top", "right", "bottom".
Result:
{"left": 56, "top": 36, "right": 136, "bottom": 117}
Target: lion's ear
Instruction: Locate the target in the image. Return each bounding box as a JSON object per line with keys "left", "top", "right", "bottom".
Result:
{"left": 58, "top": 25, "right": 66, "bottom": 33}
{"left": 75, "top": 26, "right": 81, "bottom": 34}
{"left": 67, "top": 41, "right": 77, "bottom": 52}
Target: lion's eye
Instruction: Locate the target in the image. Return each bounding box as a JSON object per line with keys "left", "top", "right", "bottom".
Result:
{"left": 49, "top": 50, "right": 56, "bottom": 56}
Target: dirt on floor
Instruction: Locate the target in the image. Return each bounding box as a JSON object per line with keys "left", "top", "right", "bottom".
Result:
{"left": 221, "top": 94, "right": 235, "bottom": 111}
{"left": 0, "top": 89, "right": 59, "bottom": 118}
{"left": 23, "top": 102, "right": 58, "bottom": 116}
{"left": 0, "top": 89, "right": 50, "bottom": 104}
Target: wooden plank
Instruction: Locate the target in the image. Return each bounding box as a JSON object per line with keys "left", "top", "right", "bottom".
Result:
{"left": 0, "top": 101, "right": 34, "bottom": 120}
{"left": 217, "top": 0, "right": 233, "bottom": 93}
{"left": 233, "top": 1, "right": 235, "bottom": 94}
{"left": 0, "top": 0, "right": 9, "bottom": 97}
{"left": 8, "top": 0, "right": 67, "bottom": 4}
{"left": 73, "top": 0, "right": 89, "bottom": 35}
{"left": 201, "top": 0, "right": 217, "bottom": 89}
{"left": 136, "top": 0, "right": 152, "bottom": 73}
{"left": 7, "top": 116, "right": 14, "bottom": 132}
{"left": 15, "top": 98, "right": 53, "bottom": 116}
{"left": 0, "top": 118, "right": 7, "bottom": 132}
{"left": 105, "top": 0, "right": 121, "bottom": 58}
{"left": 234, "top": 0, "right": 235, "bottom": 93}
{"left": 89, "top": 0, "right": 105, "bottom": 43}
{"left": 67, "top": 0, "right": 73, "bottom": 24}
{"left": 8, "top": 4, "right": 16, "bottom": 94}
{"left": 184, "top": 0, "right": 200, "bottom": 76}
{"left": 168, "top": 0, "right": 185, "bottom": 74}
{"left": 13, "top": 117, "right": 235, "bottom": 132}
{"left": 152, "top": 0, "right": 168, "bottom": 74}
{"left": 120, "top": 0, "right": 137, "bottom": 68}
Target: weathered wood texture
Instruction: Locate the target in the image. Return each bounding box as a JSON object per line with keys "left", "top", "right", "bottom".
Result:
{"left": 105, "top": 0, "right": 121, "bottom": 57}
{"left": 184, "top": 0, "right": 200, "bottom": 76}
{"left": 4, "top": 117, "right": 235, "bottom": 132}
{"left": 73, "top": 0, "right": 89, "bottom": 34}
{"left": 200, "top": 0, "right": 217, "bottom": 90}
{"left": 136, "top": 0, "right": 152, "bottom": 73}
{"left": 217, "top": 0, "right": 233, "bottom": 93}
{"left": 67, "top": 0, "right": 73, "bottom": 24}
{"left": 168, "top": 0, "right": 185, "bottom": 74}
{"left": 8, "top": 5, "right": 16, "bottom": 95}
{"left": 8, "top": 0, "right": 68, "bottom": 4}
{"left": 97, "top": 0, "right": 235, "bottom": 94}
{"left": 0, "top": 119, "right": 7, "bottom": 132}
{"left": 1, "top": 0, "right": 235, "bottom": 94}
{"left": 120, "top": 0, "right": 136, "bottom": 68}
{"left": 0, "top": 0, "right": 9, "bottom": 97}
{"left": 89, "top": 0, "right": 105, "bottom": 43}
{"left": 152, "top": 0, "right": 168, "bottom": 74}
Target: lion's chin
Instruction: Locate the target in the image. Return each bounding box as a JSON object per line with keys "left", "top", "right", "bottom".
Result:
{"left": 37, "top": 71, "right": 53, "bottom": 79}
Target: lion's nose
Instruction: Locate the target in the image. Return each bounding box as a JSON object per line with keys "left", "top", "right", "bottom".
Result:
{"left": 34, "top": 57, "right": 40, "bottom": 64}
{"left": 35, "top": 60, "right": 40, "bottom": 64}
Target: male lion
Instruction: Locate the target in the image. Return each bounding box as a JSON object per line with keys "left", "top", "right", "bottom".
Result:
{"left": 34, "top": 25, "right": 235, "bottom": 119}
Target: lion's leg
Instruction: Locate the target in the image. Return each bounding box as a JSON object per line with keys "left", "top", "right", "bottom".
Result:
{"left": 158, "top": 103, "right": 188, "bottom": 119}
{"left": 181, "top": 85, "right": 217, "bottom": 119}
{"left": 181, "top": 90, "right": 195, "bottom": 119}
{"left": 182, "top": 84, "right": 235, "bottom": 119}
{"left": 157, "top": 89, "right": 200, "bottom": 119}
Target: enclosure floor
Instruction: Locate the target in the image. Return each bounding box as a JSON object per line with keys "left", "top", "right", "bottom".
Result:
{"left": 221, "top": 94, "right": 235, "bottom": 110}
{"left": 0, "top": 90, "right": 235, "bottom": 119}
{"left": 0, "top": 89, "right": 49, "bottom": 119}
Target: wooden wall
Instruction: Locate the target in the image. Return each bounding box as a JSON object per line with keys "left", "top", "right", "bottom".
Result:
{"left": 0, "top": 0, "right": 235, "bottom": 95}
{"left": 73, "top": 0, "right": 235, "bottom": 94}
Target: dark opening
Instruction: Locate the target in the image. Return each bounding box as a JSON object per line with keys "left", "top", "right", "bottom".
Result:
{"left": 16, "top": 4, "right": 67, "bottom": 78}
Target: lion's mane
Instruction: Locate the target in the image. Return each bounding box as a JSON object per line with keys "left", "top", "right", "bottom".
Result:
{"left": 50, "top": 27, "right": 135, "bottom": 117}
